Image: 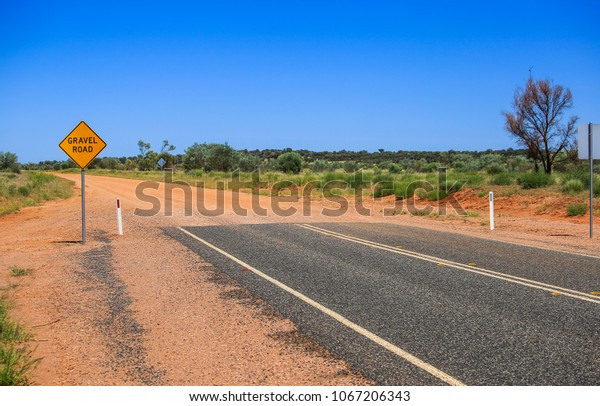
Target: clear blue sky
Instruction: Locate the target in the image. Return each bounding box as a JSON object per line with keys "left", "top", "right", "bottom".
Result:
{"left": 1, "top": 0, "right": 598, "bottom": 163}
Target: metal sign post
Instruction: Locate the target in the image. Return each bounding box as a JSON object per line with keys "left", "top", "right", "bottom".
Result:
{"left": 59, "top": 121, "right": 107, "bottom": 244}
{"left": 578, "top": 123, "right": 599, "bottom": 239}
{"left": 81, "top": 170, "right": 86, "bottom": 244}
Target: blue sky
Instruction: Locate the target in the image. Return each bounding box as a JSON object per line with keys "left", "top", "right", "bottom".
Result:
{"left": 1, "top": 0, "right": 598, "bottom": 163}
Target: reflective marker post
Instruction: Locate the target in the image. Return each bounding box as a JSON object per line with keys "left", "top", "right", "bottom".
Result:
{"left": 116, "top": 198, "right": 123, "bottom": 235}
{"left": 489, "top": 191, "right": 495, "bottom": 231}
{"left": 589, "top": 123, "right": 593, "bottom": 239}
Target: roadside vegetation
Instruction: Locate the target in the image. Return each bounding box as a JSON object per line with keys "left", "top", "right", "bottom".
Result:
{"left": 0, "top": 171, "right": 74, "bottom": 216}
{"left": 567, "top": 203, "right": 588, "bottom": 217}
{"left": 53, "top": 152, "right": 599, "bottom": 211}
{"left": 10, "top": 268, "right": 30, "bottom": 277}
{"left": 0, "top": 291, "right": 39, "bottom": 385}
{"left": 19, "top": 141, "right": 600, "bottom": 209}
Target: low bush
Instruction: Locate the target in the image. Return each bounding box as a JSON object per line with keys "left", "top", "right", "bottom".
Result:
{"left": 388, "top": 164, "right": 402, "bottom": 174}
{"left": 561, "top": 170, "right": 590, "bottom": 188}
{"left": 562, "top": 179, "right": 584, "bottom": 194}
{"left": 566, "top": 203, "right": 588, "bottom": 217}
{"left": 518, "top": 172, "right": 554, "bottom": 189}
{"left": 342, "top": 161, "right": 359, "bottom": 173}
{"left": 489, "top": 172, "right": 514, "bottom": 186}
{"left": 485, "top": 162, "right": 505, "bottom": 175}
{"left": 17, "top": 186, "right": 30, "bottom": 197}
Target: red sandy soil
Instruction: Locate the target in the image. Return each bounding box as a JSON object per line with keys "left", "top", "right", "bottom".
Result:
{"left": 0, "top": 174, "right": 598, "bottom": 385}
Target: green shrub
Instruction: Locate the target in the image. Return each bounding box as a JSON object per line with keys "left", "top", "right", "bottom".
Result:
{"left": 486, "top": 162, "right": 505, "bottom": 175}
{"left": 310, "top": 159, "right": 331, "bottom": 173}
{"left": 388, "top": 164, "right": 402, "bottom": 174}
{"left": 518, "top": 172, "right": 554, "bottom": 189}
{"left": 277, "top": 152, "right": 304, "bottom": 174}
{"left": 489, "top": 172, "right": 514, "bottom": 186}
{"left": 17, "top": 186, "right": 30, "bottom": 197}
{"left": 562, "top": 179, "right": 584, "bottom": 194}
{"left": 567, "top": 203, "right": 588, "bottom": 216}
{"left": 561, "top": 170, "right": 590, "bottom": 188}
{"left": 342, "top": 161, "right": 359, "bottom": 173}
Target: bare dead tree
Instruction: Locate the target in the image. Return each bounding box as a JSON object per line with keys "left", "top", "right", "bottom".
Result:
{"left": 504, "top": 78, "right": 578, "bottom": 174}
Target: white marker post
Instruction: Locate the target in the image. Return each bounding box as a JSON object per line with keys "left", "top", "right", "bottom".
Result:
{"left": 589, "top": 123, "right": 594, "bottom": 239}
{"left": 489, "top": 191, "right": 495, "bottom": 231}
{"left": 116, "top": 198, "right": 123, "bottom": 235}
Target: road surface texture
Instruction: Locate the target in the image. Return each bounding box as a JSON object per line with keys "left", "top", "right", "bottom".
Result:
{"left": 173, "top": 222, "right": 600, "bottom": 385}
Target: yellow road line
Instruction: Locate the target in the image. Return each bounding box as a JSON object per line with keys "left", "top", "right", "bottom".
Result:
{"left": 298, "top": 224, "right": 600, "bottom": 305}
{"left": 177, "top": 226, "right": 466, "bottom": 387}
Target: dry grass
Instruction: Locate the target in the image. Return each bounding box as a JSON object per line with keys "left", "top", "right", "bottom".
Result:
{"left": 0, "top": 172, "right": 74, "bottom": 216}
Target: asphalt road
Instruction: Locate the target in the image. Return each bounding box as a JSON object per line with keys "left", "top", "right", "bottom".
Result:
{"left": 170, "top": 222, "right": 600, "bottom": 386}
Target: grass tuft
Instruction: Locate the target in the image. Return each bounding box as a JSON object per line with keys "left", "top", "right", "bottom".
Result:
{"left": 10, "top": 268, "right": 29, "bottom": 277}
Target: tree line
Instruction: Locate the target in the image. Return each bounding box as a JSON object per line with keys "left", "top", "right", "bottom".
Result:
{"left": 15, "top": 144, "right": 585, "bottom": 175}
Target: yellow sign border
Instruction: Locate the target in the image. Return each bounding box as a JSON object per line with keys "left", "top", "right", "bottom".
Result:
{"left": 59, "top": 121, "right": 107, "bottom": 169}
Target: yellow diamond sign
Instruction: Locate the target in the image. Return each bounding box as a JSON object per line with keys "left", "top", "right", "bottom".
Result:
{"left": 59, "top": 121, "right": 107, "bottom": 169}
